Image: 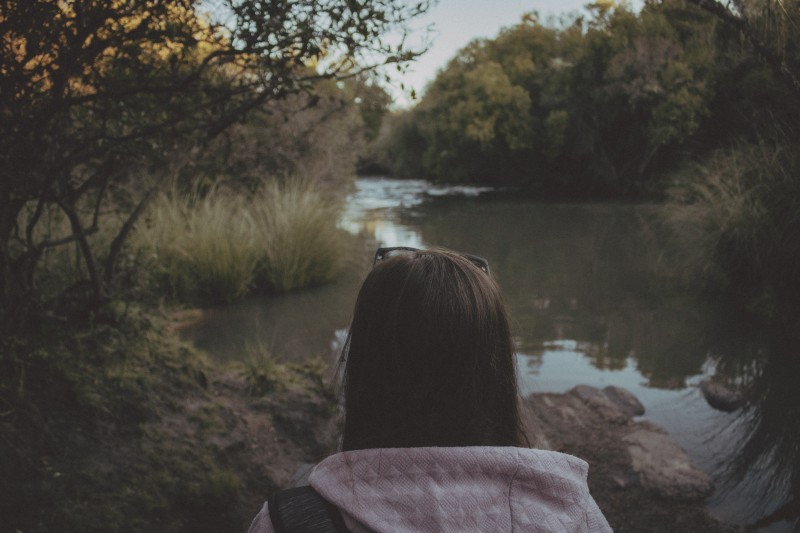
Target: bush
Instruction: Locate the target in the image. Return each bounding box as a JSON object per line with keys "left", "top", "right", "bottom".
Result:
{"left": 135, "top": 177, "right": 346, "bottom": 304}
{"left": 138, "top": 189, "right": 259, "bottom": 304}
{"left": 663, "top": 140, "right": 800, "bottom": 314}
{"left": 250, "top": 178, "right": 346, "bottom": 292}
{"left": 0, "top": 307, "right": 339, "bottom": 533}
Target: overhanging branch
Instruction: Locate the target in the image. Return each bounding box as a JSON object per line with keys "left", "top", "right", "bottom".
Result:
{"left": 687, "top": 0, "right": 800, "bottom": 102}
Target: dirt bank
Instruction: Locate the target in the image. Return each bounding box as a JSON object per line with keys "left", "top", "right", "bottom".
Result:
{"left": 1, "top": 314, "right": 737, "bottom": 532}
{"left": 136, "top": 372, "right": 738, "bottom": 532}
{"left": 0, "top": 319, "right": 340, "bottom": 533}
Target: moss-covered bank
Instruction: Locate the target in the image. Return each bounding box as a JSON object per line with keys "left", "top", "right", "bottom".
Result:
{"left": 0, "top": 309, "right": 339, "bottom": 533}
{"left": 1, "top": 305, "right": 745, "bottom": 532}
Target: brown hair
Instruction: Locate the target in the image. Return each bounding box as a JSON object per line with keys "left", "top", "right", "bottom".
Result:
{"left": 341, "top": 248, "right": 528, "bottom": 451}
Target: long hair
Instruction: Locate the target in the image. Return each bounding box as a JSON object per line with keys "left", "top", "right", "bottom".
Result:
{"left": 341, "top": 248, "right": 528, "bottom": 451}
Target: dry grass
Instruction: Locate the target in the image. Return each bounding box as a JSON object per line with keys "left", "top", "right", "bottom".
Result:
{"left": 137, "top": 189, "right": 258, "bottom": 303}
{"left": 663, "top": 140, "right": 800, "bottom": 309}
{"left": 250, "top": 178, "right": 345, "bottom": 292}
{"left": 134, "top": 177, "right": 346, "bottom": 304}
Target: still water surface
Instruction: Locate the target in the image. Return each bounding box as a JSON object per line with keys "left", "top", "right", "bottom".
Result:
{"left": 182, "top": 178, "right": 797, "bottom": 530}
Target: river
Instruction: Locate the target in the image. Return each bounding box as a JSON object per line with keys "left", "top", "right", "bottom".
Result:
{"left": 181, "top": 177, "right": 797, "bottom": 531}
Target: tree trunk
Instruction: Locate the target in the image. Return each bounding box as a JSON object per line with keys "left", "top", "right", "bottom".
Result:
{"left": 59, "top": 200, "right": 102, "bottom": 303}
{"left": 0, "top": 196, "right": 32, "bottom": 334}
{"left": 104, "top": 186, "right": 159, "bottom": 285}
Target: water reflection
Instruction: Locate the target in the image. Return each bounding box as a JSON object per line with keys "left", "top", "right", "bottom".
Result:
{"left": 404, "top": 198, "right": 715, "bottom": 388}
{"left": 180, "top": 266, "right": 366, "bottom": 363}
{"left": 181, "top": 179, "right": 493, "bottom": 362}
{"left": 708, "top": 323, "right": 800, "bottom": 530}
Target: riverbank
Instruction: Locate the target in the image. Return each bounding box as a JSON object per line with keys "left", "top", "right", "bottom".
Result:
{"left": 1, "top": 312, "right": 734, "bottom": 532}
{"left": 0, "top": 316, "right": 340, "bottom": 532}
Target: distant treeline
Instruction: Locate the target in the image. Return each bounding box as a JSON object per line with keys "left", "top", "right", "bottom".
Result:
{"left": 368, "top": 0, "right": 800, "bottom": 196}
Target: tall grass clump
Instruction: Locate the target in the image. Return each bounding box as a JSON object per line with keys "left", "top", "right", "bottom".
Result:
{"left": 135, "top": 178, "right": 347, "bottom": 304}
{"left": 138, "top": 189, "right": 259, "bottom": 304}
{"left": 250, "top": 178, "right": 345, "bottom": 292}
{"left": 663, "top": 140, "right": 800, "bottom": 314}
{"left": 239, "top": 340, "right": 287, "bottom": 395}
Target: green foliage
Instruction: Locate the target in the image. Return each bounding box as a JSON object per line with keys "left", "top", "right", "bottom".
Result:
{"left": 0, "top": 0, "right": 430, "bottom": 332}
{"left": 136, "top": 189, "right": 259, "bottom": 304}
{"left": 134, "top": 177, "right": 346, "bottom": 303}
{"left": 375, "top": 0, "right": 800, "bottom": 196}
{"left": 349, "top": 76, "right": 394, "bottom": 144}
{"left": 242, "top": 342, "right": 302, "bottom": 396}
{"left": 0, "top": 307, "right": 339, "bottom": 533}
{"left": 251, "top": 178, "right": 346, "bottom": 292}
{"left": 240, "top": 342, "right": 285, "bottom": 395}
{"left": 368, "top": 109, "right": 428, "bottom": 178}
{"left": 418, "top": 55, "right": 533, "bottom": 182}
{"left": 193, "top": 76, "right": 374, "bottom": 193}
{"left": 663, "top": 141, "right": 800, "bottom": 314}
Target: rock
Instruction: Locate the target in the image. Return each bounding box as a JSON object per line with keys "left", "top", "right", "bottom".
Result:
{"left": 530, "top": 385, "right": 714, "bottom": 501}
{"left": 523, "top": 385, "right": 727, "bottom": 530}
{"left": 699, "top": 379, "right": 743, "bottom": 412}
{"left": 624, "top": 422, "right": 713, "bottom": 500}
{"left": 569, "top": 384, "right": 628, "bottom": 423}
{"left": 603, "top": 385, "right": 645, "bottom": 417}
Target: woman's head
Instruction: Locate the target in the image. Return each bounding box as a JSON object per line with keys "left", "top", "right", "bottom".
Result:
{"left": 341, "top": 247, "right": 527, "bottom": 451}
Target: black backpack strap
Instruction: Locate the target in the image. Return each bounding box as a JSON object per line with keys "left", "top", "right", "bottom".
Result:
{"left": 268, "top": 486, "right": 350, "bottom": 533}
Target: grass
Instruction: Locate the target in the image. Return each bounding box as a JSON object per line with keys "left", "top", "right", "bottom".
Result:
{"left": 240, "top": 340, "right": 287, "bottom": 395}
{"left": 250, "top": 178, "right": 345, "bottom": 292}
{"left": 662, "top": 140, "right": 800, "bottom": 315}
{"left": 135, "top": 177, "right": 346, "bottom": 304}
{"left": 137, "top": 188, "right": 258, "bottom": 304}
{"left": 0, "top": 305, "right": 339, "bottom": 533}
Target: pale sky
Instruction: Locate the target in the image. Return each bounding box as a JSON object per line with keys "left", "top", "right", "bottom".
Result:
{"left": 385, "top": 0, "right": 642, "bottom": 107}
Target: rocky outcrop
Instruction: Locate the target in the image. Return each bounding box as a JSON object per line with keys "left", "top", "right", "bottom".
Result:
{"left": 624, "top": 422, "right": 713, "bottom": 500}
{"left": 570, "top": 384, "right": 646, "bottom": 421}
{"left": 700, "top": 379, "right": 744, "bottom": 412}
{"left": 523, "top": 385, "right": 730, "bottom": 532}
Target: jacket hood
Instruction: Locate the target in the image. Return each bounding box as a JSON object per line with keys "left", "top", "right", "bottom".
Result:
{"left": 308, "top": 446, "right": 611, "bottom": 533}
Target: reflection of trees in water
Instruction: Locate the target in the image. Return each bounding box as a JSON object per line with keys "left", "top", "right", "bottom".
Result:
{"left": 407, "top": 200, "right": 715, "bottom": 384}
{"left": 396, "top": 193, "right": 799, "bottom": 526}
{"left": 714, "top": 326, "right": 800, "bottom": 530}
{"left": 389, "top": 191, "right": 800, "bottom": 529}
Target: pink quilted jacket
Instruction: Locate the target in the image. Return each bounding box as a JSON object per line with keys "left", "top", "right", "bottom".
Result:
{"left": 248, "top": 446, "right": 612, "bottom": 532}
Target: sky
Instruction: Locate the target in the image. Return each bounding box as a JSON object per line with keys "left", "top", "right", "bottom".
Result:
{"left": 384, "top": 0, "right": 641, "bottom": 107}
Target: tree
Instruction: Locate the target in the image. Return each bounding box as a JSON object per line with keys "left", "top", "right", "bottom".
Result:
{"left": 0, "top": 0, "right": 430, "bottom": 332}
{"left": 191, "top": 75, "right": 372, "bottom": 194}
{"left": 686, "top": 0, "right": 800, "bottom": 102}
{"left": 419, "top": 54, "right": 532, "bottom": 182}
{"left": 379, "top": 0, "right": 740, "bottom": 193}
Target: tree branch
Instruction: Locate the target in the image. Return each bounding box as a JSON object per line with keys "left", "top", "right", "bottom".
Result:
{"left": 687, "top": 0, "right": 800, "bottom": 102}
{"left": 103, "top": 185, "right": 159, "bottom": 285}
{"left": 57, "top": 200, "right": 101, "bottom": 299}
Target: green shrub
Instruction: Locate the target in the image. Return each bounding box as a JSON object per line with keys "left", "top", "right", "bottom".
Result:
{"left": 663, "top": 141, "right": 800, "bottom": 313}
{"left": 134, "top": 177, "right": 347, "bottom": 304}
{"left": 239, "top": 340, "right": 288, "bottom": 395}
{"left": 250, "top": 178, "right": 345, "bottom": 292}
{"left": 137, "top": 189, "right": 259, "bottom": 304}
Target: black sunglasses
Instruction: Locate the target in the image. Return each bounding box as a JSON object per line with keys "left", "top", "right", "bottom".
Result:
{"left": 373, "top": 246, "right": 490, "bottom": 274}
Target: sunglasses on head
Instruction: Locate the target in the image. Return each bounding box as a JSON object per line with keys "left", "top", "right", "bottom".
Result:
{"left": 373, "top": 246, "right": 490, "bottom": 274}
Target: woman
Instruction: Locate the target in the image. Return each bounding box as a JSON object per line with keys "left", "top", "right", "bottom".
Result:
{"left": 249, "top": 247, "right": 611, "bottom": 532}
